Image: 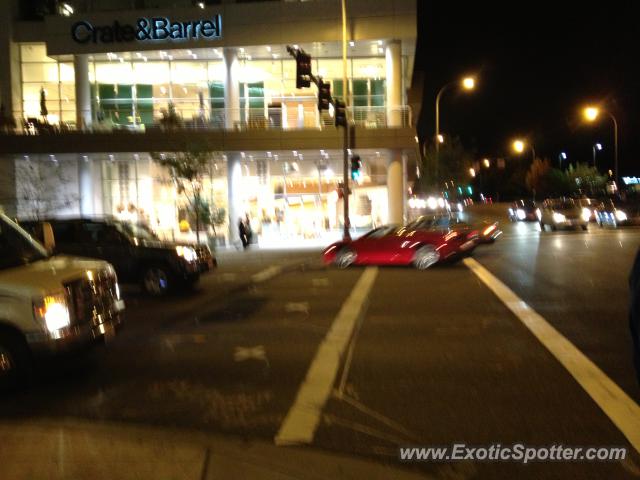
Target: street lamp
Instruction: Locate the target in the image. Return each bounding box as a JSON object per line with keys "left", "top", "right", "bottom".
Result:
{"left": 512, "top": 139, "right": 536, "bottom": 162}
{"left": 583, "top": 106, "right": 619, "bottom": 183}
{"left": 558, "top": 151, "right": 567, "bottom": 168}
{"left": 592, "top": 142, "right": 603, "bottom": 169}
{"left": 434, "top": 76, "right": 476, "bottom": 180}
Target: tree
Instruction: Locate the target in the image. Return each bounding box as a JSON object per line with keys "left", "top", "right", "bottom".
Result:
{"left": 566, "top": 163, "right": 607, "bottom": 197}
{"left": 151, "top": 149, "right": 217, "bottom": 243}
{"left": 525, "top": 158, "right": 574, "bottom": 199}
{"left": 415, "top": 137, "right": 475, "bottom": 195}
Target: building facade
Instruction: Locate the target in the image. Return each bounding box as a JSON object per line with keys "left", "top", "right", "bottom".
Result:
{"left": 0, "top": 0, "right": 419, "bottom": 245}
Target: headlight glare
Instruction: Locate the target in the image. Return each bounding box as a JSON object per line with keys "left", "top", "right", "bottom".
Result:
{"left": 581, "top": 207, "right": 592, "bottom": 222}
{"left": 615, "top": 210, "right": 628, "bottom": 222}
{"left": 176, "top": 245, "right": 197, "bottom": 262}
{"left": 516, "top": 209, "right": 526, "bottom": 220}
{"left": 553, "top": 212, "right": 566, "bottom": 223}
{"left": 35, "top": 293, "right": 71, "bottom": 334}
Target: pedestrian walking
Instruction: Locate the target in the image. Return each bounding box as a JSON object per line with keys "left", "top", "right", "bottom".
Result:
{"left": 238, "top": 217, "right": 248, "bottom": 249}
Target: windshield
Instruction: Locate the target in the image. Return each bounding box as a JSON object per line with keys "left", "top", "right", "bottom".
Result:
{"left": 0, "top": 214, "right": 48, "bottom": 271}
{"left": 116, "top": 222, "right": 159, "bottom": 242}
{"left": 407, "top": 214, "right": 461, "bottom": 230}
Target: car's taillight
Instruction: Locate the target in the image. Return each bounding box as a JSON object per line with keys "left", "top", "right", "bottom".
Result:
{"left": 483, "top": 224, "right": 497, "bottom": 236}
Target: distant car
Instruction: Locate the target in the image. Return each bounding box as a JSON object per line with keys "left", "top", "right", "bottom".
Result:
{"left": 595, "top": 199, "right": 640, "bottom": 228}
{"left": 576, "top": 197, "right": 599, "bottom": 222}
{"left": 537, "top": 199, "right": 590, "bottom": 231}
{"left": 19, "top": 218, "right": 216, "bottom": 296}
{"left": 508, "top": 200, "right": 538, "bottom": 222}
{"left": 323, "top": 219, "right": 478, "bottom": 270}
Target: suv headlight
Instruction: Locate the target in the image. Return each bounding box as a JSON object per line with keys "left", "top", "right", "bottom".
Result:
{"left": 176, "top": 245, "right": 197, "bottom": 262}
{"left": 34, "top": 293, "right": 71, "bottom": 334}
{"left": 553, "top": 212, "right": 566, "bottom": 223}
{"left": 581, "top": 207, "right": 592, "bottom": 222}
{"left": 516, "top": 209, "right": 526, "bottom": 220}
{"left": 615, "top": 210, "right": 628, "bottom": 222}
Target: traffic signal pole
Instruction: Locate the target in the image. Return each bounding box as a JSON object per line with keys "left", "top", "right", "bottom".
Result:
{"left": 286, "top": 40, "right": 352, "bottom": 241}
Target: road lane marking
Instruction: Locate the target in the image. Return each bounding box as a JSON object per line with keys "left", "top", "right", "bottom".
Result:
{"left": 284, "top": 302, "right": 310, "bottom": 314}
{"left": 251, "top": 266, "right": 282, "bottom": 283}
{"left": 464, "top": 257, "right": 640, "bottom": 454}
{"left": 275, "top": 267, "right": 379, "bottom": 446}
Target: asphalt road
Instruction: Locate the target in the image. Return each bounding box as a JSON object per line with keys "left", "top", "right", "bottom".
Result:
{"left": 2, "top": 207, "right": 640, "bottom": 479}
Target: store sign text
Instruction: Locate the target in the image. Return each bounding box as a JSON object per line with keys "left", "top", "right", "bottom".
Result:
{"left": 71, "top": 15, "right": 222, "bottom": 44}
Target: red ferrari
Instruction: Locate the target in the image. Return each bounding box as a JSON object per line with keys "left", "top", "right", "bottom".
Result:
{"left": 323, "top": 216, "right": 479, "bottom": 269}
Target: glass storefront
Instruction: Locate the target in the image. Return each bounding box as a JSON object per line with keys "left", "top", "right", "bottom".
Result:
{"left": 19, "top": 44, "right": 390, "bottom": 130}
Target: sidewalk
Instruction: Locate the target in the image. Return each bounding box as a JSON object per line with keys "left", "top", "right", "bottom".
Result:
{"left": 0, "top": 419, "right": 432, "bottom": 480}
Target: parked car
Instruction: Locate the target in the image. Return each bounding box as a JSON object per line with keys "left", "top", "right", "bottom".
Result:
{"left": 0, "top": 212, "right": 124, "bottom": 390}
{"left": 508, "top": 200, "right": 538, "bottom": 222}
{"left": 19, "top": 218, "right": 216, "bottom": 296}
{"left": 537, "top": 199, "right": 590, "bottom": 231}
{"left": 323, "top": 217, "right": 478, "bottom": 270}
{"left": 595, "top": 199, "right": 640, "bottom": 228}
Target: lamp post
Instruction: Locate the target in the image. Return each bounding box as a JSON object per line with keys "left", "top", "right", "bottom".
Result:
{"left": 583, "top": 106, "right": 618, "bottom": 184}
{"left": 512, "top": 139, "right": 536, "bottom": 162}
{"left": 592, "top": 143, "right": 603, "bottom": 169}
{"left": 341, "top": 0, "right": 351, "bottom": 241}
{"left": 558, "top": 151, "right": 567, "bottom": 169}
{"left": 434, "top": 76, "right": 475, "bottom": 180}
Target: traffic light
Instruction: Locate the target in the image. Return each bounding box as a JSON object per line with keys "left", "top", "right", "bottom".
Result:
{"left": 350, "top": 154, "right": 362, "bottom": 181}
{"left": 334, "top": 99, "right": 347, "bottom": 127}
{"left": 295, "top": 52, "right": 311, "bottom": 89}
{"left": 318, "top": 80, "right": 331, "bottom": 111}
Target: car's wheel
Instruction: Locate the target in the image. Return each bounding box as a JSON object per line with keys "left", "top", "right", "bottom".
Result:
{"left": 581, "top": 224, "right": 588, "bottom": 231}
{"left": 0, "top": 331, "right": 31, "bottom": 392}
{"left": 334, "top": 247, "right": 357, "bottom": 269}
{"left": 142, "top": 265, "right": 173, "bottom": 296}
{"left": 413, "top": 245, "right": 441, "bottom": 270}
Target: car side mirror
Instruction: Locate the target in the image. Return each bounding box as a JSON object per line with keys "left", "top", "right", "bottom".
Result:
{"left": 42, "top": 222, "right": 56, "bottom": 254}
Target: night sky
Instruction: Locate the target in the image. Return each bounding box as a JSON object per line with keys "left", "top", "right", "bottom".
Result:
{"left": 415, "top": 2, "right": 640, "bottom": 176}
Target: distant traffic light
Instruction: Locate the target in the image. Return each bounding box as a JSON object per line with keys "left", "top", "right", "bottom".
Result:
{"left": 350, "top": 154, "right": 362, "bottom": 181}
{"left": 334, "top": 99, "right": 347, "bottom": 127}
{"left": 318, "top": 80, "right": 331, "bottom": 111}
{"left": 295, "top": 52, "right": 312, "bottom": 89}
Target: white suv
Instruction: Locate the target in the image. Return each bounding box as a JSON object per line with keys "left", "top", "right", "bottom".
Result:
{"left": 0, "top": 213, "right": 124, "bottom": 390}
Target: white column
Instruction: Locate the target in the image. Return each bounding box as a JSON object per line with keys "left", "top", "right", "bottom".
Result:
{"left": 387, "top": 149, "right": 404, "bottom": 224}
{"left": 385, "top": 40, "right": 403, "bottom": 128}
{"left": 78, "top": 155, "right": 93, "bottom": 215}
{"left": 227, "top": 153, "right": 243, "bottom": 242}
{"left": 74, "top": 55, "right": 92, "bottom": 130}
{"left": 223, "top": 48, "right": 240, "bottom": 130}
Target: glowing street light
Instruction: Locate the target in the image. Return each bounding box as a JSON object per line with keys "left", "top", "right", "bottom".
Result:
{"left": 512, "top": 139, "right": 535, "bottom": 162}
{"left": 462, "top": 77, "right": 476, "bottom": 90}
{"left": 434, "top": 75, "right": 477, "bottom": 180}
{"left": 583, "top": 105, "right": 618, "bottom": 183}
{"left": 482, "top": 158, "right": 490, "bottom": 168}
{"left": 593, "top": 142, "right": 603, "bottom": 169}
{"left": 469, "top": 168, "right": 476, "bottom": 178}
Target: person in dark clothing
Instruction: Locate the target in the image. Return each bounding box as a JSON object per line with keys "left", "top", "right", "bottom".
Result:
{"left": 238, "top": 218, "right": 248, "bottom": 249}
{"left": 629, "top": 248, "right": 640, "bottom": 386}
{"left": 244, "top": 214, "right": 253, "bottom": 246}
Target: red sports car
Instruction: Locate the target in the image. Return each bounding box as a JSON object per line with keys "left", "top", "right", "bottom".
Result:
{"left": 323, "top": 216, "right": 479, "bottom": 269}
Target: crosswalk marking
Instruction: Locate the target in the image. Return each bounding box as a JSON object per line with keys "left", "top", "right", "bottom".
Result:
{"left": 464, "top": 257, "right": 640, "bottom": 454}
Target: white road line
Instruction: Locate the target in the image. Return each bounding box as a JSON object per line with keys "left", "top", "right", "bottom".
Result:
{"left": 275, "top": 267, "right": 379, "bottom": 446}
{"left": 251, "top": 265, "right": 282, "bottom": 283}
{"left": 463, "top": 257, "right": 640, "bottom": 454}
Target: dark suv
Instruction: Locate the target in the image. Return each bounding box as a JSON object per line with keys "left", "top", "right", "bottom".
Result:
{"left": 19, "top": 218, "right": 216, "bottom": 296}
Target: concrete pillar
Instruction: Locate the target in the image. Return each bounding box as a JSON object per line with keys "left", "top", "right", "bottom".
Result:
{"left": 0, "top": 1, "right": 21, "bottom": 129}
{"left": 385, "top": 40, "right": 403, "bottom": 128}
{"left": 223, "top": 48, "right": 240, "bottom": 130}
{"left": 0, "top": 155, "right": 17, "bottom": 217}
{"left": 387, "top": 149, "right": 404, "bottom": 224}
{"left": 74, "top": 55, "right": 92, "bottom": 130}
{"left": 77, "top": 154, "right": 104, "bottom": 216}
{"left": 227, "top": 153, "right": 243, "bottom": 242}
